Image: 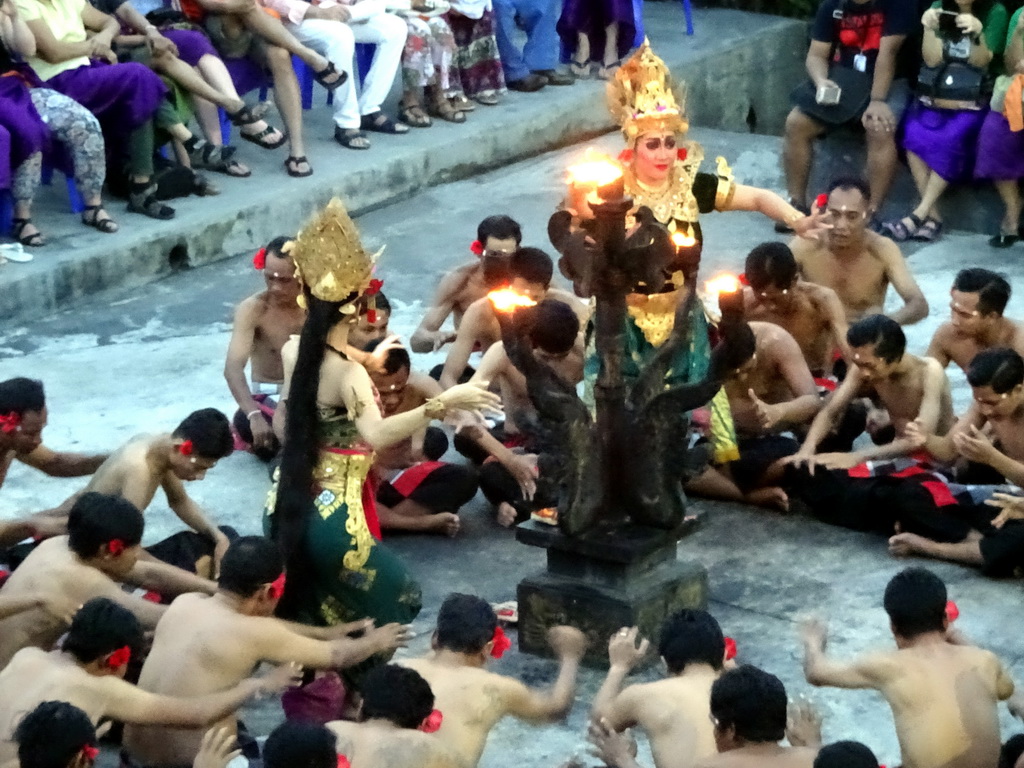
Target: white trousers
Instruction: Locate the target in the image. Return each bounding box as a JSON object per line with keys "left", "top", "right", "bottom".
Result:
{"left": 290, "top": 13, "right": 407, "bottom": 129}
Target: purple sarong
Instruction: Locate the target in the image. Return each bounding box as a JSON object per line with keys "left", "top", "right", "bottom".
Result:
{"left": 222, "top": 56, "right": 269, "bottom": 97}
{"left": 0, "top": 126, "right": 11, "bottom": 191}
{"left": 975, "top": 109, "right": 1024, "bottom": 181}
{"left": 45, "top": 60, "right": 166, "bottom": 139}
{"left": 0, "top": 76, "right": 49, "bottom": 171}
{"left": 162, "top": 28, "right": 218, "bottom": 67}
{"left": 557, "top": 0, "right": 635, "bottom": 61}
{"left": 902, "top": 100, "right": 988, "bottom": 182}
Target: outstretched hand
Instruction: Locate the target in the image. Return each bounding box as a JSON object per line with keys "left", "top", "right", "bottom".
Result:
{"left": 984, "top": 492, "right": 1024, "bottom": 529}
{"left": 607, "top": 627, "right": 649, "bottom": 671}
{"left": 588, "top": 719, "right": 639, "bottom": 768}
{"left": 786, "top": 697, "right": 823, "bottom": 748}
{"left": 193, "top": 728, "right": 241, "bottom": 768}
{"left": 790, "top": 206, "right": 832, "bottom": 241}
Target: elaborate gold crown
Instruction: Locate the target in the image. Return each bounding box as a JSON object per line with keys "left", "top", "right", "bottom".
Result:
{"left": 284, "top": 197, "right": 381, "bottom": 308}
{"left": 607, "top": 40, "right": 687, "bottom": 141}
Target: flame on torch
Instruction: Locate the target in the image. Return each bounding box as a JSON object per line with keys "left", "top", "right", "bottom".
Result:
{"left": 704, "top": 274, "right": 741, "bottom": 298}
{"left": 671, "top": 230, "right": 697, "bottom": 248}
{"left": 488, "top": 288, "right": 538, "bottom": 314}
{"left": 566, "top": 156, "right": 623, "bottom": 188}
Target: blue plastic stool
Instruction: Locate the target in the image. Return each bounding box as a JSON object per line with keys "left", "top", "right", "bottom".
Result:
{"left": 40, "top": 162, "right": 85, "bottom": 214}
{"left": 681, "top": 0, "right": 694, "bottom": 36}
{"left": 0, "top": 190, "right": 13, "bottom": 237}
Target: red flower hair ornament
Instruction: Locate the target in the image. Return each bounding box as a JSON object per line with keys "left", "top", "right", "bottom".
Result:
{"left": 0, "top": 412, "right": 20, "bottom": 434}
{"left": 253, "top": 247, "right": 267, "bottom": 271}
{"left": 724, "top": 637, "right": 737, "bottom": 661}
{"left": 268, "top": 572, "right": 286, "bottom": 600}
{"left": 107, "top": 646, "right": 131, "bottom": 669}
{"left": 81, "top": 746, "right": 100, "bottom": 762}
{"left": 617, "top": 148, "right": 634, "bottom": 164}
{"left": 946, "top": 600, "right": 959, "bottom": 623}
{"left": 107, "top": 539, "right": 126, "bottom": 557}
{"left": 815, "top": 193, "right": 829, "bottom": 210}
{"left": 178, "top": 440, "right": 194, "bottom": 457}
{"left": 420, "top": 709, "right": 443, "bottom": 733}
{"left": 363, "top": 279, "right": 384, "bottom": 323}
{"left": 337, "top": 756, "right": 351, "bottom": 768}
{"left": 490, "top": 626, "right": 512, "bottom": 659}
{"left": 470, "top": 240, "right": 485, "bottom": 257}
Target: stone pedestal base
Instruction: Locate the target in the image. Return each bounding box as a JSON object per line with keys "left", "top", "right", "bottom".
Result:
{"left": 515, "top": 521, "right": 708, "bottom": 667}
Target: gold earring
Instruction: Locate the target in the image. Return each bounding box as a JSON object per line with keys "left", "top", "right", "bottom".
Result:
{"left": 296, "top": 294, "right": 308, "bottom": 310}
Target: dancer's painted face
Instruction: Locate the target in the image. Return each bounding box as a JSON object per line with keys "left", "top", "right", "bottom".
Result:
{"left": 634, "top": 131, "right": 677, "bottom": 184}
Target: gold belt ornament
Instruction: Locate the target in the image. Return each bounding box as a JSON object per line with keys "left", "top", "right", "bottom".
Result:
{"left": 626, "top": 286, "right": 684, "bottom": 347}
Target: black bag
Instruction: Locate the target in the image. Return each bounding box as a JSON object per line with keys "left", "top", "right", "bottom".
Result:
{"left": 790, "top": 66, "right": 873, "bottom": 126}
{"left": 917, "top": 60, "right": 987, "bottom": 103}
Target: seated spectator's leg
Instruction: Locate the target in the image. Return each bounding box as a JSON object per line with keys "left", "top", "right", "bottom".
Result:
{"left": 994, "top": 180, "right": 1023, "bottom": 238}
{"left": 11, "top": 151, "right": 43, "bottom": 246}
{"left": 865, "top": 122, "right": 898, "bottom": 214}
{"left": 975, "top": 110, "right": 1024, "bottom": 243}
{"left": 126, "top": 119, "right": 176, "bottom": 218}
{"left": 292, "top": 19, "right": 365, "bottom": 146}
{"left": 782, "top": 107, "right": 824, "bottom": 206}
{"left": 905, "top": 151, "right": 948, "bottom": 223}
{"left": 28, "top": 88, "right": 115, "bottom": 233}
{"left": 150, "top": 47, "right": 241, "bottom": 112}
{"left": 522, "top": 0, "right": 560, "bottom": 76}
{"left": 399, "top": 17, "right": 434, "bottom": 124}
{"left": 263, "top": 43, "right": 311, "bottom": 175}
{"left": 492, "top": 0, "right": 529, "bottom": 84}
{"left": 351, "top": 13, "right": 409, "bottom": 132}
{"left": 238, "top": 7, "right": 338, "bottom": 82}
{"left": 191, "top": 50, "right": 283, "bottom": 150}
{"left": 601, "top": 21, "right": 617, "bottom": 68}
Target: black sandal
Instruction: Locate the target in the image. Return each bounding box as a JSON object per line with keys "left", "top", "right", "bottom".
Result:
{"left": 360, "top": 110, "right": 410, "bottom": 134}
{"left": 226, "top": 104, "right": 261, "bottom": 127}
{"left": 239, "top": 123, "right": 287, "bottom": 151}
{"left": 11, "top": 218, "right": 44, "bottom": 247}
{"left": 284, "top": 155, "right": 313, "bottom": 177}
{"left": 127, "top": 183, "right": 175, "bottom": 220}
{"left": 334, "top": 127, "right": 370, "bottom": 150}
{"left": 313, "top": 61, "right": 348, "bottom": 92}
{"left": 81, "top": 205, "right": 119, "bottom": 233}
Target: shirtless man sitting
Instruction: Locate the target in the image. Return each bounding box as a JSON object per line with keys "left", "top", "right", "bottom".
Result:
{"left": 399, "top": 593, "right": 586, "bottom": 768}
{"left": 0, "top": 493, "right": 167, "bottom": 670}
{"left": 367, "top": 341, "right": 478, "bottom": 537}
{"left": 437, "top": 247, "right": 587, "bottom": 389}
{"left": 926, "top": 269, "right": 1024, "bottom": 375}
{"left": 412, "top": 214, "right": 522, "bottom": 354}
{"left": 792, "top": 178, "right": 927, "bottom": 325}
{"left": 0, "top": 597, "right": 296, "bottom": 768}
{"left": 123, "top": 536, "right": 411, "bottom": 768}
{"left": 455, "top": 299, "right": 583, "bottom": 526}
{"left": 590, "top": 611, "right": 728, "bottom": 768}
{"left": 789, "top": 315, "right": 954, "bottom": 473}
{"left": 0, "top": 377, "right": 107, "bottom": 523}
{"left": 889, "top": 348, "right": 1024, "bottom": 577}
{"left": 742, "top": 242, "right": 849, "bottom": 377}
{"left": 801, "top": 567, "right": 1014, "bottom": 768}
{"left": 225, "top": 237, "right": 305, "bottom": 461}
{"left": 81, "top": 408, "right": 234, "bottom": 581}
{"left": 326, "top": 664, "right": 459, "bottom": 768}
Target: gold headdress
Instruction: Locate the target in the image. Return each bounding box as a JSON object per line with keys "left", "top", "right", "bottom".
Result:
{"left": 285, "top": 197, "right": 382, "bottom": 312}
{"left": 606, "top": 39, "right": 687, "bottom": 141}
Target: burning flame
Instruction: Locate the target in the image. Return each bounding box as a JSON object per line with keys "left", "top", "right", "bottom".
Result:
{"left": 671, "top": 231, "right": 697, "bottom": 248}
{"left": 705, "top": 274, "right": 741, "bottom": 297}
{"left": 567, "top": 157, "right": 623, "bottom": 188}
{"left": 488, "top": 288, "right": 538, "bottom": 313}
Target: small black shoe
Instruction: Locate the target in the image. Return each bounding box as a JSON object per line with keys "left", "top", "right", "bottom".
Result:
{"left": 533, "top": 69, "right": 574, "bottom": 86}
{"left": 507, "top": 73, "right": 547, "bottom": 92}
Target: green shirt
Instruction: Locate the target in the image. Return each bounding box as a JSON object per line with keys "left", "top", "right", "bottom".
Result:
{"left": 930, "top": 0, "right": 1009, "bottom": 72}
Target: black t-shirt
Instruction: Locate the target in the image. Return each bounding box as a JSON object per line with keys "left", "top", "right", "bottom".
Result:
{"left": 811, "top": 0, "right": 915, "bottom": 73}
{"left": 1, "top": 42, "right": 16, "bottom": 74}
{"left": 89, "top": 0, "right": 127, "bottom": 16}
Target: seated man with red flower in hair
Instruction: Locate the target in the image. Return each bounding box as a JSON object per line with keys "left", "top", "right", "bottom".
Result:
{"left": 399, "top": 593, "right": 586, "bottom": 768}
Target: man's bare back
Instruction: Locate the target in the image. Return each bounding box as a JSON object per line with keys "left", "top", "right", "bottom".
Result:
{"left": 743, "top": 282, "right": 847, "bottom": 374}
{"left": 695, "top": 744, "right": 816, "bottom": 768}
{"left": 83, "top": 436, "right": 163, "bottom": 510}
{"left": 327, "top": 720, "right": 458, "bottom": 768}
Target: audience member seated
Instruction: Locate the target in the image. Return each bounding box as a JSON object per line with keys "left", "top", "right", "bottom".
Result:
{"left": 0, "top": 377, "right": 107, "bottom": 512}
{"left": 182, "top": 0, "right": 346, "bottom": 178}
{"left": 260, "top": 0, "right": 409, "bottom": 150}
{"left": 438, "top": 246, "right": 585, "bottom": 389}
{"left": 742, "top": 242, "right": 850, "bottom": 378}
{"left": 0, "top": 493, "right": 167, "bottom": 670}
{"left": 0, "top": 5, "right": 114, "bottom": 246}
{"left": 123, "top": 536, "right": 411, "bottom": 768}
{"left": 412, "top": 214, "right": 520, "bottom": 355}
{"left": 890, "top": 347, "right": 1024, "bottom": 576}
{"left": 790, "top": 315, "right": 954, "bottom": 474}
{"left": 686, "top": 320, "right": 820, "bottom": 512}
{"left": 781, "top": 0, "right": 913, "bottom": 224}
{"left": 556, "top": 0, "right": 632, "bottom": 80}
{"left": 398, "top": 9, "right": 469, "bottom": 126}
{"left": 400, "top": 593, "right": 585, "bottom": 768}
{"left": 813, "top": 742, "right": 881, "bottom": 768}
{"left": 0, "top": 597, "right": 295, "bottom": 764}
{"left": 14, "top": 0, "right": 176, "bottom": 218}
{"left": 926, "top": 268, "right": 1024, "bottom": 373}
{"left": 225, "top": 237, "right": 304, "bottom": 461}
{"left": 79, "top": 408, "right": 234, "bottom": 581}
{"left": 801, "top": 567, "right": 1014, "bottom": 768}
{"left": 455, "top": 298, "right": 582, "bottom": 526}
{"left": 368, "top": 341, "right": 478, "bottom": 537}
{"left": 883, "top": 0, "right": 1008, "bottom": 243}
{"left": 589, "top": 612, "right": 728, "bottom": 768}
{"left": 792, "top": 179, "right": 928, "bottom": 325}
{"left": 977, "top": 6, "right": 1024, "bottom": 248}
{"left": 443, "top": 0, "right": 505, "bottom": 108}
{"left": 14, "top": 701, "right": 99, "bottom": 768}
{"left": 492, "top": 0, "right": 569, "bottom": 92}
{"left": 326, "top": 664, "right": 460, "bottom": 767}
{"left": 1002, "top": 734, "right": 1024, "bottom": 768}
{"left": 90, "top": 0, "right": 283, "bottom": 177}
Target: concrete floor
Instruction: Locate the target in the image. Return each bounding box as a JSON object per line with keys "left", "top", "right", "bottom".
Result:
{"left": 2, "top": 128, "right": 1024, "bottom": 767}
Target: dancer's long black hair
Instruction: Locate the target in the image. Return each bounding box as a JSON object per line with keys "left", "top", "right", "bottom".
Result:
{"left": 271, "top": 289, "right": 356, "bottom": 618}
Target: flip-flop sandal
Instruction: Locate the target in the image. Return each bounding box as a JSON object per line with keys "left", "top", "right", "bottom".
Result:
{"left": 80, "top": 205, "right": 119, "bottom": 233}
{"left": 448, "top": 94, "right": 475, "bottom": 112}
{"left": 597, "top": 59, "right": 625, "bottom": 80}
{"left": 0, "top": 243, "right": 33, "bottom": 263}
{"left": 569, "top": 58, "right": 592, "bottom": 78}
{"left": 284, "top": 155, "right": 313, "bottom": 177}
{"left": 334, "top": 128, "right": 371, "bottom": 150}
{"left": 239, "top": 124, "right": 287, "bottom": 150}
{"left": 912, "top": 217, "right": 943, "bottom": 242}
{"left": 473, "top": 90, "right": 500, "bottom": 106}
{"left": 11, "top": 218, "right": 44, "bottom": 247}
{"left": 313, "top": 61, "right": 348, "bottom": 91}
{"left": 881, "top": 213, "right": 923, "bottom": 242}
{"left": 427, "top": 97, "right": 466, "bottom": 124}
{"left": 989, "top": 230, "right": 1021, "bottom": 248}
{"left": 360, "top": 111, "right": 410, "bottom": 134}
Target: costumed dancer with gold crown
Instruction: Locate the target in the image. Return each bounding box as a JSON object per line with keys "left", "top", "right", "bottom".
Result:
{"left": 563, "top": 41, "right": 824, "bottom": 465}
{"left": 264, "top": 198, "right": 501, "bottom": 637}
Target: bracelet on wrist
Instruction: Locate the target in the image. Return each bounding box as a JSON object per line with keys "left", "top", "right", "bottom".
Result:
{"left": 246, "top": 409, "right": 261, "bottom": 420}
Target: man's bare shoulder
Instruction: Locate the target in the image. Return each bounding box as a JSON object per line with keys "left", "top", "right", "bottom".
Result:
{"left": 408, "top": 371, "right": 442, "bottom": 400}
{"left": 799, "top": 280, "right": 841, "bottom": 308}
{"left": 1010, "top": 320, "right": 1024, "bottom": 351}
{"left": 930, "top": 321, "right": 957, "bottom": 347}
{"left": 788, "top": 236, "right": 821, "bottom": 260}
{"left": 865, "top": 231, "right": 906, "bottom": 264}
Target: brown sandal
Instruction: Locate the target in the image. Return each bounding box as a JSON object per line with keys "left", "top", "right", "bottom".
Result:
{"left": 399, "top": 96, "right": 432, "bottom": 128}
{"left": 427, "top": 94, "right": 466, "bottom": 124}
